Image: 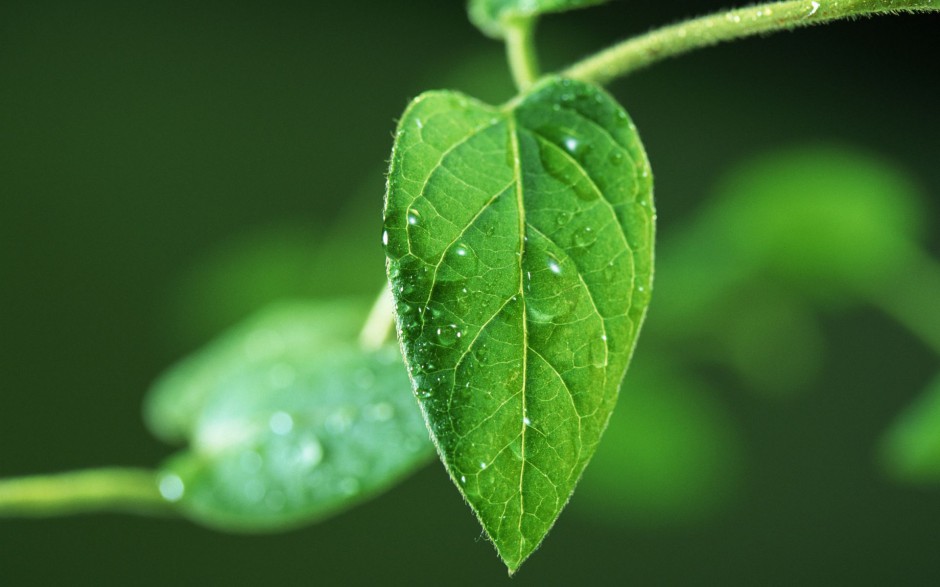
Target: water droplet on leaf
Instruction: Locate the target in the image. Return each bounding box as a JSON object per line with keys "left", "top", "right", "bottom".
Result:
{"left": 572, "top": 226, "right": 594, "bottom": 248}
{"left": 158, "top": 473, "right": 184, "bottom": 502}
{"left": 269, "top": 411, "right": 294, "bottom": 435}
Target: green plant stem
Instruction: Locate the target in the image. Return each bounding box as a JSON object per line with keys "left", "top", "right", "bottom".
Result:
{"left": 562, "top": 0, "right": 940, "bottom": 86}
{"left": 359, "top": 283, "right": 396, "bottom": 350}
{"left": 864, "top": 247, "right": 940, "bottom": 356}
{"left": 0, "top": 468, "right": 172, "bottom": 518}
{"left": 504, "top": 16, "right": 540, "bottom": 91}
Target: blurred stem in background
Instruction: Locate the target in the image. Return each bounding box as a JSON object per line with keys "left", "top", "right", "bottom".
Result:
{"left": 0, "top": 469, "right": 169, "bottom": 518}
{"left": 504, "top": 15, "right": 540, "bottom": 91}
{"left": 359, "top": 285, "right": 396, "bottom": 351}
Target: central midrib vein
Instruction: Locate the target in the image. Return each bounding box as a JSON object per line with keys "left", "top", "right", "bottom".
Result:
{"left": 507, "top": 112, "right": 528, "bottom": 551}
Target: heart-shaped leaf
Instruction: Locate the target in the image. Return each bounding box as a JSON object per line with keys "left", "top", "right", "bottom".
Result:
{"left": 469, "top": 0, "right": 610, "bottom": 38}
{"left": 383, "top": 77, "right": 654, "bottom": 571}
{"left": 145, "top": 300, "right": 434, "bottom": 531}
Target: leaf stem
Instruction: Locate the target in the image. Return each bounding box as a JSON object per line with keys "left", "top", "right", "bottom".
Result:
{"left": 504, "top": 15, "right": 541, "bottom": 91}
{"left": 0, "top": 468, "right": 173, "bottom": 518}
{"left": 359, "top": 283, "right": 396, "bottom": 351}
{"left": 562, "top": 0, "right": 940, "bottom": 86}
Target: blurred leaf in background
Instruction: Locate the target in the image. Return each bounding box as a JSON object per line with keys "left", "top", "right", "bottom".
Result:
{"left": 881, "top": 374, "right": 940, "bottom": 484}
{"left": 691, "top": 145, "right": 927, "bottom": 302}
{"left": 651, "top": 144, "right": 931, "bottom": 398}
{"left": 146, "top": 299, "right": 433, "bottom": 531}
{"left": 573, "top": 355, "right": 744, "bottom": 527}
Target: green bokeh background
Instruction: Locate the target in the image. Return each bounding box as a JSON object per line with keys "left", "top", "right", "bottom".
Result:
{"left": 1, "top": 1, "right": 939, "bottom": 584}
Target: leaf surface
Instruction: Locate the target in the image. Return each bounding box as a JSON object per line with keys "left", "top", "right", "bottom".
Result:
{"left": 468, "top": 0, "right": 610, "bottom": 38}
{"left": 384, "top": 77, "right": 654, "bottom": 571}
{"left": 145, "top": 300, "right": 434, "bottom": 531}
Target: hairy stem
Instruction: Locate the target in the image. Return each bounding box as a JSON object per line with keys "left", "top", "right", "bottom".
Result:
{"left": 0, "top": 468, "right": 173, "bottom": 518}
{"left": 505, "top": 16, "right": 540, "bottom": 91}
{"left": 563, "top": 0, "right": 940, "bottom": 85}
{"left": 359, "top": 283, "right": 396, "bottom": 350}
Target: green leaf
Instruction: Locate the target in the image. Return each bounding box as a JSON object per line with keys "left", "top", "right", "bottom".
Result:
{"left": 703, "top": 145, "right": 926, "bottom": 297}
{"left": 145, "top": 300, "right": 434, "bottom": 531}
{"left": 383, "top": 77, "right": 654, "bottom": 571}
{"left": 469, "top": 0, "right": 610, "bottom": 38}
{"left": 881, "top": 375, "right": 940, "bottom": 484}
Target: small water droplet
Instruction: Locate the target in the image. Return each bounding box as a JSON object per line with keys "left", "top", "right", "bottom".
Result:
{"left": 563, "top": 136, "right": 580, "bottom": 154}
{"left": 382, "top": 230, "right": 389, "bottom": 246}
{"left": 158, "top": 473, "right": 184, "bottom": 502}
{"left": 447, "top": 243, "right": 478, "bottom": 274}
{"left": 479, "top": 461, "right": 488, "bottom": 470}
{"left": 546, "top": 254, "right": 562, "bottom": 275}
{"left": 603, "top": 261, "right": 619, "bottom": 282}
{"left": 574, "top": 180, "right": 597, "bottom": 201}
{"left": 299, "top": 436, "right": 323, "bottom": 468}
{"left": 473, "top": 344, "right": 488, "bottom": 365}
{"left": 436, "top": 324, "right": 460, "bottom": 347}
{"left": 407, "top": 208, "right": 421, "bottom": 225}
{"left": 590, "top": 337, "right": 607, "bottom": 368}
{"left": 572, "top": 226, "right": 594, "bottom": 248}
{"left": 510, "top": 437, "right": 524, "bottom": 459}
{"left": 609, "top": 151, "right": 624, "bottom": 165}
{"left": 460, "top": 475, "right": 467, "bottom": 484}
{"left": 269, "top": 411, "right": 294, "bottom": 435}
{"left": 555, "top": 211, "right": 572, "bottom": 226}
{"left": 523, "top": 416, "right": 532, "bottom": 426}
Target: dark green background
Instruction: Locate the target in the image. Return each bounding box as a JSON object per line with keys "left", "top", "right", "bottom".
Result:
{"left": 1, "top": 1, "right": 938, "bottom": 584}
